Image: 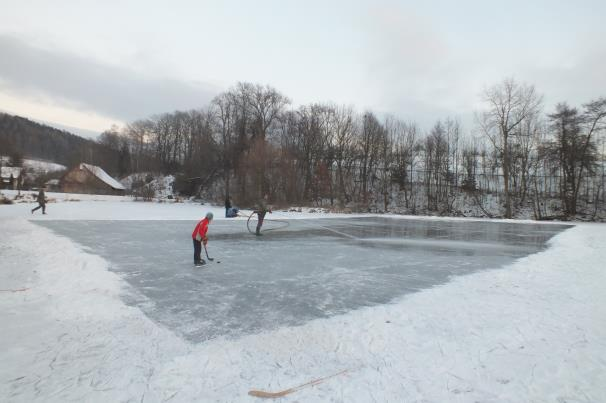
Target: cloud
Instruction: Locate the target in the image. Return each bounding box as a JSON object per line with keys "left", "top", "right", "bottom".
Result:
{"left": 358, "top": 6, "right": 474, "bottom": 129}
{"left": 524, "top": 45, "right": 606, "bottom": 110}
{"left": 0, "top": 35, "right": 221, "bottom": 122}
{"left": 358, "top": 4, "right": 606, "bottom": 131}
{"left": 364, "top": 7, "right": 449, "bottom": 78}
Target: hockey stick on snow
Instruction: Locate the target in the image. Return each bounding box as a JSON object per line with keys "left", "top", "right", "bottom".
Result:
{"left": 0, "top": 288, "right": 29, "bottom": 292}
{"left": 248, "top": 369, "right": 349, "bottom": 399}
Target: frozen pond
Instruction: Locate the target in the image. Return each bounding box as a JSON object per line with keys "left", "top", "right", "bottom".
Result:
{"left": 36, "top": 217, "right": 570, "bottom": 342}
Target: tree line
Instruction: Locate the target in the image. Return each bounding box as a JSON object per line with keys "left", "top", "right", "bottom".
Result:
{"left": 103, "top": 79, "right": 604, "bottom": 219}
{"left": 2, "top": 79, "right": 605, "bottom": 219}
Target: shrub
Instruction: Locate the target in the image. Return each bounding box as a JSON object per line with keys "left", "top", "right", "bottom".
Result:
{"left": 133, "top": 185, "right": 156, "bottom": 201}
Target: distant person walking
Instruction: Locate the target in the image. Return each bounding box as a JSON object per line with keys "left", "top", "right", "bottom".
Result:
{"left": 192, "top": 212, "right": 213, "bottom": 266}
{"left": 31, "top": 187, "right": 47, "bottom": 215}
{"left": 254, "top": 193, "right": 272, "bottom": 236}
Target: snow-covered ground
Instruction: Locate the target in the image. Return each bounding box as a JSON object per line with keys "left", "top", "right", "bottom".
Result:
{"left": 1, "top": 195, "right": 605, "bottom": 402}
{"left": 0, "top": 189, "right": 372, "bottom": 220}
{"left": 120, "top": 174, "right": 175, "bottom": 199}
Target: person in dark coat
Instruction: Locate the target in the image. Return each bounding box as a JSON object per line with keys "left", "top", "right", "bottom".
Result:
{"left": 31, "top": 187, "right": 47, "bottom": 215}
{"left": 254, "top": 194, "right": 272, "bottom": 235}
{"left": 225, "top": 197, "right": 232, "bottom": 218}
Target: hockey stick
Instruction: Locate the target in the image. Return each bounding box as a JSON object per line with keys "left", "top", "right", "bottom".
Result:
{"left": 203, "top": 243, "right": 214, "bottom": 261}
{"left": 248, "top": 369, "right": 349, "bottom": 399}
{"left": 0, "top": 288, "right": 30, "bottom": 292}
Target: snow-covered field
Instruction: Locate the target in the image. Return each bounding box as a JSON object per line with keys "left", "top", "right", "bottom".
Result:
{"left": 1, "top": 194, "right": 605, "bottom": 402}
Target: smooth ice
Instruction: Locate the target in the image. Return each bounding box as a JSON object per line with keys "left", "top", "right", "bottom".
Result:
{"left": 36, "top": 217, "right": 570, "bottom": 343}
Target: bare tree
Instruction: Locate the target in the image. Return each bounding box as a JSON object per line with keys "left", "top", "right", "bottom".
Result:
{"left": 461, "top": 140, "right": 480, "bottom": 192}
{"left": 392, "top": 121, "right": 419, "bottom": 210}
{"left": 576, "top": 98, "right": 606, "bottom": 208}
{"left": 332, "top": 106, "right": 355, "bottom": 207}
{"left": 478, "top": 78, "right": 542, "bottom": 218}
{"left": 124, "top": 119, "right": 151, "bottom": 172}
{"left": 424, "top": 121, "right": 450, "bottom": 211}
{"left": 510, "top": 113, "right": 543, "bottom": 204}
{"left": 221, "top": 83, "right": 290, "bottom": 200}
{"left": 379, "top": 116, "right": 399, "bottom": 212}
{"left": 358, "top": 112, "right": 383, "bottom": 207}
{"left": 236, "top": 82, "right": 290, "bottom": 143}
{"left": 211, "top": 93, "right": 236, "bottom": 199}
{"left": 542, "top": 100, "right": 605, "bottom": 215}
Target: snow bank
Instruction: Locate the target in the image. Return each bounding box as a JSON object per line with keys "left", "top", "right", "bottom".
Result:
{"left": 0, "top": 218, "right": 188, "bottom": 402}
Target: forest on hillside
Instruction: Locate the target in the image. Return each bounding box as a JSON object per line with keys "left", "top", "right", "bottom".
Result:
{"left": 0, "top": 113, "right": 126, "bottom": 174}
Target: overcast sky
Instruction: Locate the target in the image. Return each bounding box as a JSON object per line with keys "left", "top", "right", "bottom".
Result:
{"left": 1, "top": 0, "right": 604, "bottom": 138}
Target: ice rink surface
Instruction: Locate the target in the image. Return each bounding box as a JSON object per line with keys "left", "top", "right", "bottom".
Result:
{"left": 36, "top": 217, "right": 570, "bottom": 342}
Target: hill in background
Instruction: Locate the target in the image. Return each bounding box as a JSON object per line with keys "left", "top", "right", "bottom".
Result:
{"left": 0, "top": 112, "right": 120, "bottom": 176}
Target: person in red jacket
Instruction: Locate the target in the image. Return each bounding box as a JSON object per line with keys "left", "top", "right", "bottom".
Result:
{"left": 192, "top": 212, "right": 213, "bottom": 266}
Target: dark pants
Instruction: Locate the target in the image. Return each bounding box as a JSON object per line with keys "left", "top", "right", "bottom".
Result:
{"left": 256, "top": 211, "right": 266, "bottom": 234}
{"left": 32, "top": 202, "right": 46, "bottom": 214}
{"left": 193, "top": 239, "right": 203, "bottom": 264}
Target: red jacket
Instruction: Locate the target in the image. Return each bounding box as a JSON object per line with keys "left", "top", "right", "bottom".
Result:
{"left": 192, "top": 218, "right": 209, "bottom": 241}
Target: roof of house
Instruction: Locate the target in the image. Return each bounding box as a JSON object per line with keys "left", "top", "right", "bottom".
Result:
{"left": 79, "top": 163, "right": 126, "bottom": 190}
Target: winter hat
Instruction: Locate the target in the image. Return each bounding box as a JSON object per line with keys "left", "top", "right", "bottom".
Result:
{"left": 205, "top": 212, "right": 214, "bottom": 220}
